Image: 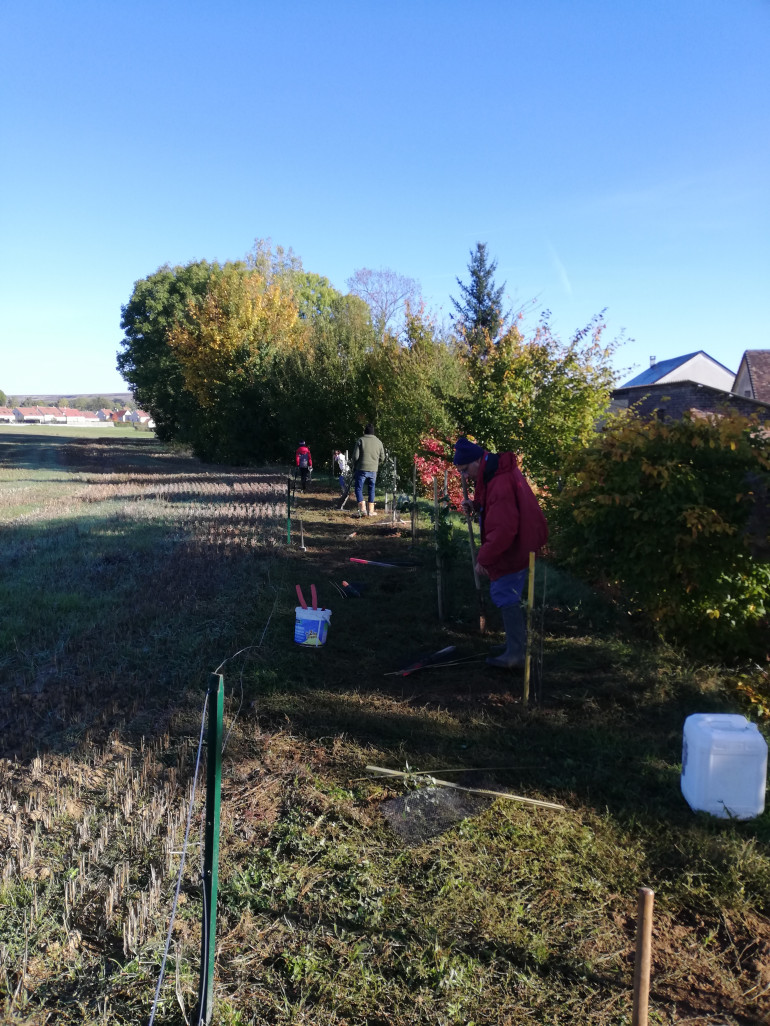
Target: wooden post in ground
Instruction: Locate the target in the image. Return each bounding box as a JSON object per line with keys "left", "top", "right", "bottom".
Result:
{"left": 411, "top": 462, "right": 417, "bottom": 543}
{"left": 632, "top": 887, "right": 655, "bottom": 1026}
{"left": 461, "top": 475, "right": 485, "bottom": 633}
{"left": 522, "top": 551, "right": 536, "bottom": 705}
{"left": 392, "top": 456, "right": 398, "bottom": 524}
{"left": 434, "top": 476, "right": 444, "bottom": 621}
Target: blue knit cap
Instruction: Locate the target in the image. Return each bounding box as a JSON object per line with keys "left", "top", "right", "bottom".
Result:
{"left": 453, "top": 436, "right": 484, "bottom": 466}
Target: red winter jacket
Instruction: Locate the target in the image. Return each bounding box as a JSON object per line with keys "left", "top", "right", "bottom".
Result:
{"left": 295, "top": 446, "right": 312, "bottom": 469}
{"left": 471, "top": 451, "right": 548, "bottom": 579}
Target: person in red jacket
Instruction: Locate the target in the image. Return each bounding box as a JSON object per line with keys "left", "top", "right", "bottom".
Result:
{"left": 295, "top": 441, "right": 313, "bottom": 492}
{"left": 453, "top": 436, "right": 548, "bottom": 668}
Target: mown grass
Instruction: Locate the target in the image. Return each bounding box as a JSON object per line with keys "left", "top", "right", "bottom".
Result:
{"left": 0, "top": 429, "right": 768, "bottom": 1025}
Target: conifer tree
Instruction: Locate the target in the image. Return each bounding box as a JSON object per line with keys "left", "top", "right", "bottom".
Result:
{"left": 451, "top": 242, "right": 505, "bottom": 349}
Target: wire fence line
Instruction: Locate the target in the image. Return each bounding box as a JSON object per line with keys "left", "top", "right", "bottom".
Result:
{"left": 148, "top": 690, "right": 209, "bottom": 1026}
{"left": 148, "top": 551, "right": 289, "bottom": 1024}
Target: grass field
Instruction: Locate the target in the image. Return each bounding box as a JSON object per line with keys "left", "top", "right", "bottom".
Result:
{"left": 1, "top": 429, "right": 768, "bottom": 1025}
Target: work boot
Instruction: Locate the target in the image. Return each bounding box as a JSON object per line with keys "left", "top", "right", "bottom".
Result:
{"left": 486, "top": 604, "right": 526, "bottom": 669}
{"left": 367, "top": 502, "right": 375, "bottom": 517}
{"left": 355, "top": 500, "right": 367, "bottom": 518}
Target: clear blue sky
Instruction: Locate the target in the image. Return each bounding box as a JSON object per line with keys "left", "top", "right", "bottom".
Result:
{"left": 1, "top": 0, "right": 768, "bottom": 395}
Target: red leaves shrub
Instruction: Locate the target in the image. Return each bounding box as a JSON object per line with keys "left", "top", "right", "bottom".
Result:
{"left": 413, "top": 436, "right": 466, "bottom": 511}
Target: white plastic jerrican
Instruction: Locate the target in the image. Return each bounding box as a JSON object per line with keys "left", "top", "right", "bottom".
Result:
{"left": 294, "top": 606, "right": 331, "bottom": 647}
{"left": 681, "top": 713, "right": 768, "bottom": 820}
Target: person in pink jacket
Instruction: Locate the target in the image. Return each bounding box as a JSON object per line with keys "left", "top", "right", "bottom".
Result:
{"left": 295, "top": 441, "right": 313, "bottom": 492}
{"left": 453, "top": 436, "right": 548, "bottom": 668}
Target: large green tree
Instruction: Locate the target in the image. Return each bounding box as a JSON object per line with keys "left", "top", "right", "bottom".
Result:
{"left": 165, "top": 263, "right": 308, "bottom": 462}
{"left": 117, "top": 261, "right": 220, "bottom": 444}
{"left": 288, "top": 293, "right": 375, "bottom": 457}
{"left": 451, "top": 242, "right": 506, "bottom": 350}
{"left": 118, "top": 252, "right": 377, "bottom": 463}
{"left": 360, "top": 305, "right": 464, "bottom": 479}
{"left": 117, "top": 245, "right": 468, "bottom": 471}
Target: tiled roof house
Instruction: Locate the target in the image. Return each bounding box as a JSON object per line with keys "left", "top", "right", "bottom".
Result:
{"left": 58, "top": 408, "right": 90, "bottom": 423}
{"left": 38, "top": 406, "right": 64, "bottom": 421}
{"left": 733, "top": 351, "right": 770, "bottom": 403}
{"left": 14, "top": 406, "right": 46, "bottom": 422}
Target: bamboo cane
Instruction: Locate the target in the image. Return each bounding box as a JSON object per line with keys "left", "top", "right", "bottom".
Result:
{"left": 633, "top": 887, "right": 655, "bottom": 1026}
{"left": 392, "top": 456, "right": 398, "bottom": 524}
{"left": 365, "top": 765, "right": 565, "bottom": 811}
{"left": 434, "top": 477, "right": 444, "bottom": 621}
{"left": 411, "top": 461, "right": 417, "bottom": 543}
{"left": 461, "top": 476, "right": 486, "bottom": 633}
{"left": 523, "top": 551, "right": 536, "bottom": 705}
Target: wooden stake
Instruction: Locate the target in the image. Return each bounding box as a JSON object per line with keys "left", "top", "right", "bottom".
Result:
{"left": 461, "top": 476, "right": 486, "bottom": 633}
{"left": 434, "top": 477, "right": 444, "bottom": 621}
{"left": 393, "top": 456, "right": 398, "bottom": 524}
{"left": 522, "top": 551, "right": 536, "bottom": 705}
{"left": 411, "top": 461, "right": 417, "bottom": 543}
{"left": 632, "top": 887, "right": 654, "bottom": 1026}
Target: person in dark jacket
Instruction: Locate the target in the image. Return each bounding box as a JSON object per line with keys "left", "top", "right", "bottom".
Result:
{"left": 352, "top": 423, "right": 385, "bottom": 517}
{"left": 453, "top": 436, "right": 548, "bottom": 668}
{"left": 295, "top": 441, "right": 313, "bottom": 492}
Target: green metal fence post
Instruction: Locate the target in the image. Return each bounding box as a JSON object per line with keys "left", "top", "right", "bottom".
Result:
{"left": 197, "top": 672, "right": 223, "bottom": 1024}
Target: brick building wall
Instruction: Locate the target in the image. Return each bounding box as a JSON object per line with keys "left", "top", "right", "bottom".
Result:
{"left": 610, "top": 381, "right": 770, "bottom": 422}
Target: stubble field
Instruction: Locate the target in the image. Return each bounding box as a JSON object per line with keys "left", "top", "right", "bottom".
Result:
{"left": 0, "top": 427, "right": 768, "bottom": 1026}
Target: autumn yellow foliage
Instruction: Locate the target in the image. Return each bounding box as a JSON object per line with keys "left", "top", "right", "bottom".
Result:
{"left": 167, "top": 267, "right": 306, "bottom": 407}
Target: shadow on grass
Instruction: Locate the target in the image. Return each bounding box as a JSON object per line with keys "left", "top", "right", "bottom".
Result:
{"left": 2, "top": 440, "right": 766, "bottom": 854}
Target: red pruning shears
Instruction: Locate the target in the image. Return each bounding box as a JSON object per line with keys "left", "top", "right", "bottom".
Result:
{"left": 396, "top": 646, "right": 456, "bottom": 677}
{"left": 295, "top": 584, "right": 319, "bottom": 609}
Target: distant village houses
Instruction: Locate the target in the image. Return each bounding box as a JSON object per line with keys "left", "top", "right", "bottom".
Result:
{"left": 2, "top": 405, "right": 154, "bottom": 428}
